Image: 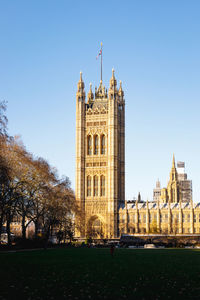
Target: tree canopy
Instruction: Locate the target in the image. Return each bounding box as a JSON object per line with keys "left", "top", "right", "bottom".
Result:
{"left": 0, "top": 101, "right": 75, "bottom": 245}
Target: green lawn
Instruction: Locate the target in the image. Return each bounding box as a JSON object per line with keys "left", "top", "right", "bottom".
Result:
{"left": 0, "top": 248, "right": 200, "bottom": 299}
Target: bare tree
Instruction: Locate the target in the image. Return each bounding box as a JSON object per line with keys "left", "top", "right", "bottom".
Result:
{"left": 0, "top": 104, "right": 75, "bottom": 244}
{"left": 0, "top": 101, "right": 8, "bottom": 136}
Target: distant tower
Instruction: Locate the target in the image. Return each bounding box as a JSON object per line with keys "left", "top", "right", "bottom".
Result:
{"left": 75, "top": 70, "right": 125, "bottom": 238}
{"left": 153, "top": 179, "right": 161, "bottom": 202}
{"left": 177, "top": 161, "right": 192, "bottom": 202}
{"left": 167, "top": 154, "right": 180, "bottom": 203}
{"left": 159, "top": 155, "right": 193, "bottom": 203}
{"left": 160, "top": 154, "right": 180, "bottom": 203}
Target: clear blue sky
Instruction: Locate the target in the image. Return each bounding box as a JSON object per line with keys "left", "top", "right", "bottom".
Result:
{"left": 1, "top": 0, "right": 200, "bottom": 202}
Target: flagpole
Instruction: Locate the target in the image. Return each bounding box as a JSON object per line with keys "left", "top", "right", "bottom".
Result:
{"left": 101, "top": 42, "right": 102, "bottom": 82}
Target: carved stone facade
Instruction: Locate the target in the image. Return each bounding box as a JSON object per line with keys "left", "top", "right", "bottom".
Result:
{"left": 75, "top": 70, "right": 125, "bottom": 238}
{"left": 119, "top": 201, "right": 200, "bottom": 235}
{"left": 119, "top": 156, "right": 199, "bottom": 236}
{"left": 75, "top": 71, "right": 198, "bottom": 239}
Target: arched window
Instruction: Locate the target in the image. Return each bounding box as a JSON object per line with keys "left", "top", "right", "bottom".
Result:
{"left": 87, "top": 135, "right": 92, "bottom": 155}
{"left": 91, "top": 218, "right": 102, "bottom": 237}
{"left": 93, "top": 219, "right": 100, "bottom": 227}
{"left": 101, "top": 135, "right": 106, "bottom": 155}
{"left": 94, "top": 135, "right": 99, "bottom": 155}
{"left": 87, "top": 176, "right": 91, "bottom": 197}
{"left": 100, "top": 175, "right": 105, "bottom": 196}
{"left": 94, "top": 175, "right": 98, "bottom": 196}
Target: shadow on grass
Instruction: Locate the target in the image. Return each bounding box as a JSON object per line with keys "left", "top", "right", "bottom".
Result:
{"left": 0, "top": 248, "right": 200, "bottom": 299}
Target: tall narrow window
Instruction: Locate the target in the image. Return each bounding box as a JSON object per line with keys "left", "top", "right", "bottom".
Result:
{"left": 87, "top": 135, "right": 92, "bottom": 155}
{"left": 187, "top": 214, "right": 190, "bottom": 222}
{"left": 133, "top": 214, "right": 135, "bottom": 223}
{"left": 87, "top": 176, "right": 91, "bottom": 196}
{"left": 101, "top": 135, "right": 106, "bottom": 154}
{"left": 94, "top": 176, "right": 98, "bottom": 196}
{"left": 143, "top": 214, "right": 146, "bottom": 222}
{"left": 194, "top": 214, "right": 197, "bottom": 223}
{"left": 94, "top": 135, "right": 99, "bottom": 155}
{"left": 100, "top": 175, "right": 105, "bottom": 196}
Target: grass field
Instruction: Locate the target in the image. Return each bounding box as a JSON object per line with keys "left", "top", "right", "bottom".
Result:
{"left": 0, "top": 248, "right": 200, "bottom": 300}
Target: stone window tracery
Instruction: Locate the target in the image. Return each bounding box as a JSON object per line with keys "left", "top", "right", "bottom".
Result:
{"left": 101, "top": 135, "right": 106, "bottom": 155}
{"left": 87, "top": 176, "right": 91, "bottom": 197}
{"left": 94, "top": 175, "right": 98, "bottom": 196}
{"left": 94, "top": 135, "right": 99, "bottom": 155}
{"left": 87, "top": 135, "right": 92, "bottom": 155}
{"left": 100, "top": 175, "right": 105, "bottom": 196}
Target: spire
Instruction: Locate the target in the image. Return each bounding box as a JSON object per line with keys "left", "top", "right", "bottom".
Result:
{"left": 95, "top": 80, "right": 107, "bottom": 99}
{"left": 172, "top": 153, "right": 175, "bottom": 168}
{"left": 169, "top": 153, "right": 178, "bottom": 186}
{"left": 112, "top": 68, "right": 115, "bottom": 78}
{"left": 78, "top": 71, "right": 84, "bottom": 89}
{"left": 87, "top": 82, "right": 94, "bottom": 103}
{"left": 77, "top": 71, "right": 85, "bottom": 99}
{"left": 118, "top": 80, "right": 124, "bottom": 98}
{"left": 156, "top": 179, "right": 161, "bottom": 189}
{"left": 109, "top": 68, "right": 117, "bottom": 92}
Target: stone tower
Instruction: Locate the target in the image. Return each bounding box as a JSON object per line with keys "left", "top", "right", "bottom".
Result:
{"left": 160, "top": 154, "right": 181, "bottom": 203}
{"left": 75, "top": 70, "right": 125, "bottom": 239}
{"left": 167, "top": 154, "right": 180, "bottom": 203}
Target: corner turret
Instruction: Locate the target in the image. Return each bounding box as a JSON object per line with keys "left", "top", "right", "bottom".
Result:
{"left": 118, "top": 80, "right": 124, "bottom": 99}
{"left": 76, "top": 71, "right": 85, "bottom": 101}
{"left": 109, "top": 69, "right": 118, "bottom": 98}
{"left": 87, "top": 83, "right": 94, "bottom": 103}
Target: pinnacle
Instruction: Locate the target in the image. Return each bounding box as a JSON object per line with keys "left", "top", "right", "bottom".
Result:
{"left": 112, "top": 68, "right": 115, "bottom": 78}
{"left": 172, "top": 153, "right": 175, "bottom": 168}
{"left": 80, "top": 71, "right": 83, "bottom": 81}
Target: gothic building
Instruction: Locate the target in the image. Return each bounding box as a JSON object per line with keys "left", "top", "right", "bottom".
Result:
{"left": 119, "top": 156, "right": 200, "bottom": 235}
{"left": 158, "top": 155, "right": 192, "bottom": 204}
{"left": 75, "top": 70, "right": 200, "bottom": 239}
{"left": 160, "top": 154, "right": 181, "bottom": 203}
{"left": 75, "top": 70, "right": 125, "bottom": 238}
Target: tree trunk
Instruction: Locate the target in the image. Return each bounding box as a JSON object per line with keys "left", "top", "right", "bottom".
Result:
{"left": 44, "top": 225, "right": 50, "bottom": 250}
{"left": 34, "top": 220, "right": 38, "bottom": 238}
{"left": 50, "top": 224, "right": 53, "bottom": 237}
{"left": 6, "top": 212, "right": 11, "bottom": 246}
{"left": 22, "top": 213, "right": 26, "bottom": 240}
{"left": 0, "top": 211, "right": 4, "bottom": 236}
